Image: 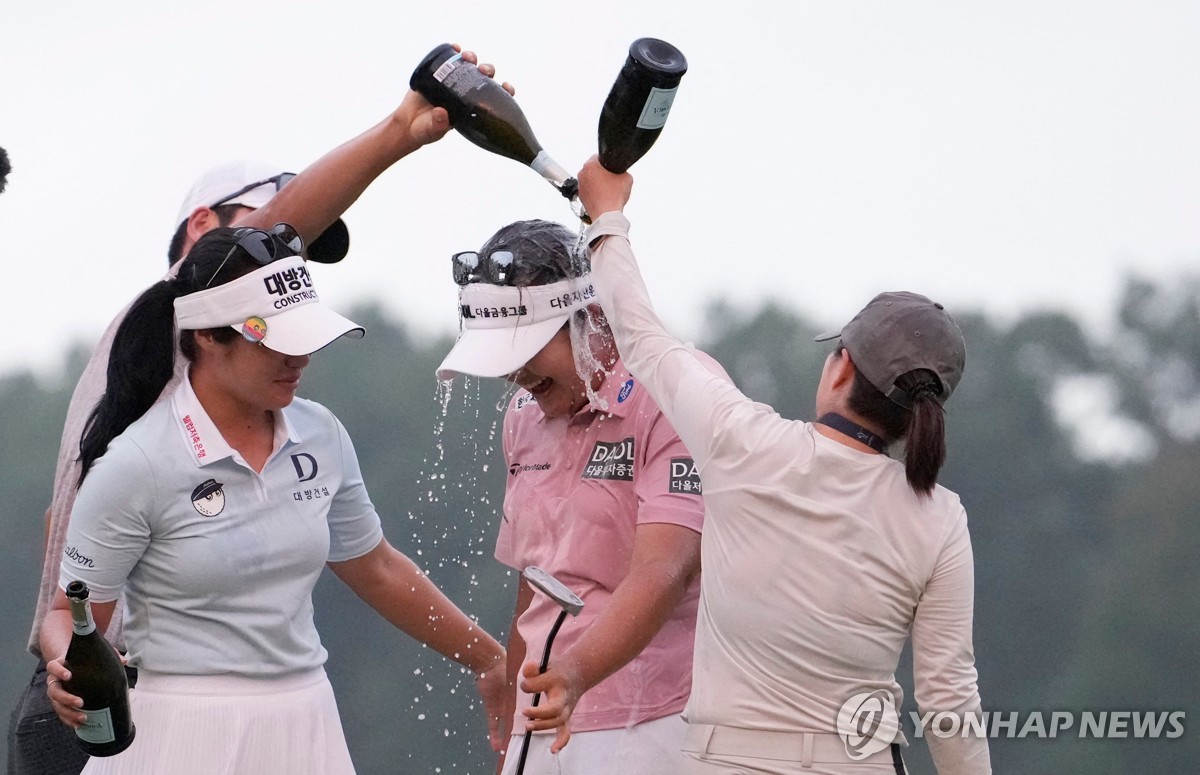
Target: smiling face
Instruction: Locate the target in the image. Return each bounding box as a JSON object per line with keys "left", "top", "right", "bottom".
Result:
{"left": 505, "top": 326, "right": 590, "bottom": 419}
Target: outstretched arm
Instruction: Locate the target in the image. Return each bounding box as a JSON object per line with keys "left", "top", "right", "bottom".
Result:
{"left": 239, "top": 47, "right": 513, "bottom": 246}
{"left": 328, "top": 539, "right": 507, "bottom": 749}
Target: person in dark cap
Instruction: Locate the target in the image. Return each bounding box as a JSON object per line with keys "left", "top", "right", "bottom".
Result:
{"left": 8, "top": 46, "right": 511, "bottom": 775}
{"left": 556, "top": 156, "right": 992, "bottom": 774}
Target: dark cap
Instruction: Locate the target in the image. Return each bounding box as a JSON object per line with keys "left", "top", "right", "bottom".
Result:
{"left": 814, "top": 291, "right": 966, "bottom": 407}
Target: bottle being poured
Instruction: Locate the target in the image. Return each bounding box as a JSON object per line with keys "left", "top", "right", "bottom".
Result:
{"left": 409, "top": 44, "right": 588, "bottom": 222}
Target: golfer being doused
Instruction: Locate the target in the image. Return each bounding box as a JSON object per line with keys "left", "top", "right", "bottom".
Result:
{"left": 438, "top": 219, "right": 730, "bottom": 775}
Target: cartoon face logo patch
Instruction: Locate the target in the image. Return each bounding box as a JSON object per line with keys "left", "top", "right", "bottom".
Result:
{"left": 191, "top": 478, "right": 226, "bottom": 517}
{"left": 241, "top": 316, "right": 268, "bottom": 343}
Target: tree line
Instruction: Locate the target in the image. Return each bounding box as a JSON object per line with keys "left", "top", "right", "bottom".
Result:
{"left": 1, "top": 274, "right": 1196, "bottom": 773}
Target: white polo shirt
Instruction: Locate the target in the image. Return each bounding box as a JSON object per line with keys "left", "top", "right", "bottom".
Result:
{"left": 59, "top": 372, "right": 383, "bottom": 677}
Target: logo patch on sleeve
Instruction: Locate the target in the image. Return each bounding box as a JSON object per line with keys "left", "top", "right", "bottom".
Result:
{"left": 583, "top": 438, "right": 635, "bottom": 481}
{"left": 669, "top": 457, "right": 702, "bottom": 494}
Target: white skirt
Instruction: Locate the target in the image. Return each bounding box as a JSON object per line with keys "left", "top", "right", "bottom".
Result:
{"left": 81, "top": 667, "right": 355, "bottom": 775}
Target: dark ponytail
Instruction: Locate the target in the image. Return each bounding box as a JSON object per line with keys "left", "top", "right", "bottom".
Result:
{"left": 894, "top": 373, "right": 946, "bottom": 497}
{"left": 78, "top": 279, "right": 186, "bottom": 483}
{"left": 841, "top": 345, "right": 947, "bottom": 497}
{"left": 78, "top": 226, "right": 259, "bottom": 484}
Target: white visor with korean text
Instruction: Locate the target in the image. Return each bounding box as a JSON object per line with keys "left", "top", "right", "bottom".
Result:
{"left": 174, "top": 255, "right": 363, "bottom": 356}
{"left": 436, "top": 276, "right": 595, "bottom": 380}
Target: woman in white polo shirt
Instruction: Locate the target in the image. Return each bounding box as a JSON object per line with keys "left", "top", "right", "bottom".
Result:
{"left": 437, "top": 219, "right": 728, "bottom": 775}
{"left": 40, "top": 225, "right": 506, "bottom": 774}
{"left": 573, "top": 158, "right": 992, "bottom": 775}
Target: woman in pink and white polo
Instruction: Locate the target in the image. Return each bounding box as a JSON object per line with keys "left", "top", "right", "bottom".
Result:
{"left": 438, "top": 219, "right": 729, "bottom": 775}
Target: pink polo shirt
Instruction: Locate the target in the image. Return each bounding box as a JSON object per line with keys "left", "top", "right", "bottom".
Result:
{"left": 497, "top": 356, "right": 721, "bottom": 732}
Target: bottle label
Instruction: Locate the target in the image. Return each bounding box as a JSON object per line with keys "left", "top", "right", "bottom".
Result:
{"left": 76, "top": 707, "right": 117, "bottom": 745}
{"left": 432, "top": 53, "right": 463, "bottom": 83}
{"left": 636, "top": 86, "right": 678, "bottom": 130}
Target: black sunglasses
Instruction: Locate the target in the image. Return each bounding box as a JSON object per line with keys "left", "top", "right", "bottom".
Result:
{"left": 205, "top": 223, "right": 304, "bottom": 288}
{"left": 452, "top": 250, "right": 515, "bottom": 286}
{"left": 209, "top": 172, "right": 297, "bottom": 209}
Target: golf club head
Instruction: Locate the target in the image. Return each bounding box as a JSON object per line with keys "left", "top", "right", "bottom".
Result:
{"left": 523, "top": 566, "right": 585, "bottom": 617}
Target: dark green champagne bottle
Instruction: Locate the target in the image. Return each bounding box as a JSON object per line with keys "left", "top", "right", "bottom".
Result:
{"left": 63, "top": 580, "right": 136, "bottom": 756}
{"left": 409, "top": 44, "right": 578, "bottom": 200}
{"left": 598, "top": 38, "right": 688, "bottom": 174}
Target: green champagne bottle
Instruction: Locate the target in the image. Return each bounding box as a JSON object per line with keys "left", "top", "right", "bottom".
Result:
{"left": 410, "top": 44, "right": 579, "bottom": 201}
{"left": 63, "top": 580, "right": 136, "bottom": 756}
{"left": 598, "top": 38, "right": 688, "bottom": 174}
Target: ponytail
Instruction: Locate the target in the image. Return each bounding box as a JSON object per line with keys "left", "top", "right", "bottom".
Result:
{"left": 842, "top": 344, "right": 947, "bottom": 497}
{"left": 895, "top": 375, "right": 946, "bottom": 497}
{"left": 78, "top": 278, "right": 186, "bottom": 484}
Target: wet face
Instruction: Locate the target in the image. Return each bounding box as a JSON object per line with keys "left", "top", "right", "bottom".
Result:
{"left": 506, "top": 327, "right": 590, "bottom": 419}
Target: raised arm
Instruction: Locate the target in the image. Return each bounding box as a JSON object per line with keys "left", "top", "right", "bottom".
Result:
{"left": 577, "top": 156, "right": 749, "bottom": 472}
{"left": 241, "top": 48, "right": 513, "bottom": 246}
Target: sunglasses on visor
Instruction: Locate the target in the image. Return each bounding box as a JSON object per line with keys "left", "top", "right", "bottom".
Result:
{"left": 209, "top": 172, "right": 297, "bottom": 209}
{"left": 205, "top": 223, "right": 304, "bottom": 288}
{"left": 451, "top": 250, "right": 516, "bottom": 286}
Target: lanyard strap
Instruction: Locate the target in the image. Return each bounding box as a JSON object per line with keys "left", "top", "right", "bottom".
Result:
{"left": 816, "top": 412, "right": 888, "bottom": 454}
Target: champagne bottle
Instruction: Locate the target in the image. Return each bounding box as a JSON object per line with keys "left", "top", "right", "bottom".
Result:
{"left": 409, "top": 44, "right": 579, "bottom": 201}
{"left": 598, "top": 38, "right": 688, "bottom": 174}
{"left": 63, "top": 580, "right": 136, "bottom": 756}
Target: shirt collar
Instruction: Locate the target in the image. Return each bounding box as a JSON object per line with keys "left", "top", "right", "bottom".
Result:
{"left": 573, "top": 357, "right": 637, "bottom": 421}
{"left": 171, "top": 368, "right": 298, "bottom": 467}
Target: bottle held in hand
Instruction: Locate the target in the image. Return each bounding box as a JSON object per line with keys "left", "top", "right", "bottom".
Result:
{"left": 63, "top": 580, "right": 136, "bottom": 756}
{"left": 598, "top": 38, "right": 688, "bottom": 174}
{"left": 410, "top": 43, "right": 578, "bottom": 199}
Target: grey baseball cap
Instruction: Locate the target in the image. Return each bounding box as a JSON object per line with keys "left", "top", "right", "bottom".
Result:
{"left": 814, "top": 291, "right": 966, "bottom": 408}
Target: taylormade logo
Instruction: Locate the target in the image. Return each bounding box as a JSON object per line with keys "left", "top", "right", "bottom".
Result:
{"left": 508, "top": 462, "right": 551, "bottom": 476}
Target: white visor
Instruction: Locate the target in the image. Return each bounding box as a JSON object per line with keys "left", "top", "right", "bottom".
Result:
{"left": 174, "top": 255, "right": 364, "bottom": 356}
{"left": 437, "top": 276, "right": 596, "bottom": 380}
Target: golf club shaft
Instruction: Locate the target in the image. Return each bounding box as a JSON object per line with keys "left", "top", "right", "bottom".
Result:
{"left": 513, "top": 609, "right": 569, "bottom": 775}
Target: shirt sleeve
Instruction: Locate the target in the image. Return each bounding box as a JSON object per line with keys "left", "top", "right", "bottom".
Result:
{"left": 912, "top": 508, "right": 993, "bottom": 773}
{"left": 587, "top": 212, "right": 769, "bottom": 476}
{"left": 325, "top": 414, "right": 384, "bottom": 562}
{"left": 58, "top": 437, "right": 156, "bottom": 603}
{"left": 634, "top": 398, "right": 705, "bottom": 533}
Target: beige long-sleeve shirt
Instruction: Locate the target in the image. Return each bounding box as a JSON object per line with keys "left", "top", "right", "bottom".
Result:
{"left": 587, "top": 212, "right": 991, "bottom": 774}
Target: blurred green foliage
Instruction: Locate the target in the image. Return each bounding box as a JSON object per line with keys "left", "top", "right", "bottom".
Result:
{"left": 2, "top": 278, "right": 1196, "bottom": 773}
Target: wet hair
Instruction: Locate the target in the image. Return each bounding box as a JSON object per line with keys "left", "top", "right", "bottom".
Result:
{"left": 479, "top": 219, "right": 587, "bottom": 286}
{"left": 79, "top": 227, "right": 257, "bottom": 483}
{"left": 166, "top": 203, "right": 247, "bottom": 266}
{"left": 836, "top": 344, "right": 947, "bottom": 497}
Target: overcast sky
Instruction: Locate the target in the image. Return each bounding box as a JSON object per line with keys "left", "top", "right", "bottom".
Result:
{"left": 2, "top": 0, "right": 1198, "bottom": 378}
